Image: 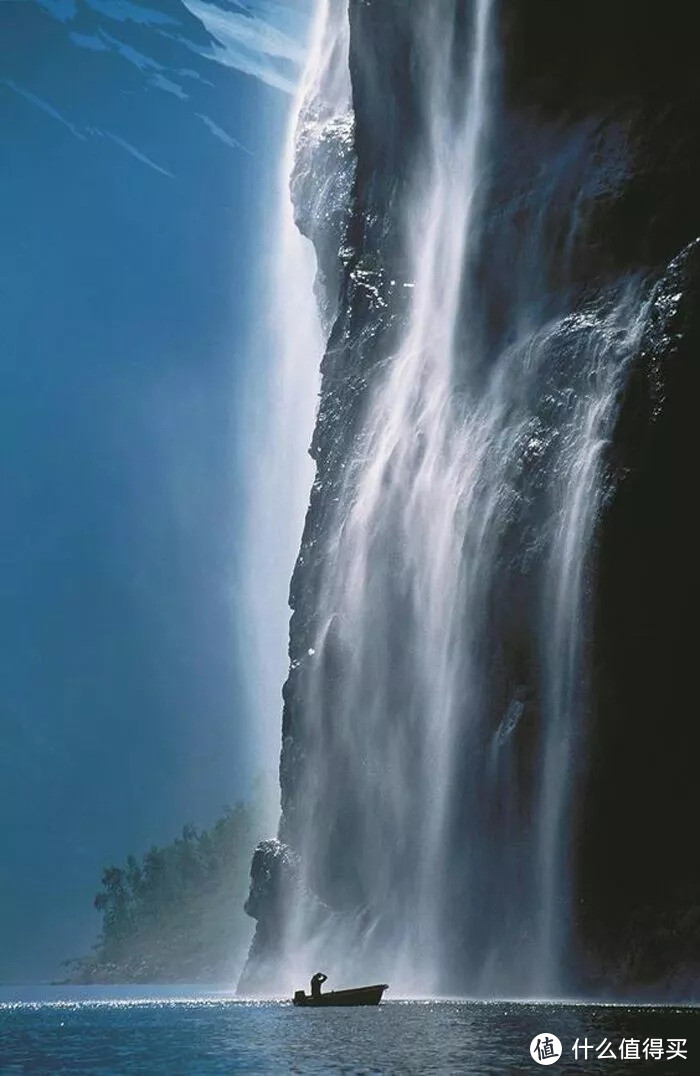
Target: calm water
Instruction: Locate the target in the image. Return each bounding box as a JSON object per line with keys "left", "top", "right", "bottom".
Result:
{"left": 0, "top": 986, "right": 697, "bottom": 1074}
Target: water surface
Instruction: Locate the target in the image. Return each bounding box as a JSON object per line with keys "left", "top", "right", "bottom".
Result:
{"left": 1, "top": 987, "right": 697, "bottom": 1073}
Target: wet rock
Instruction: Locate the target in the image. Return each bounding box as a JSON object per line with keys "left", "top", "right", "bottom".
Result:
{"left": 578, "top": 238, "right": 700, "bottom": 994}
{"left": 237, "top": 840, "right": 301, "bottom": 994}
{"left": 244, "top": 1, "right": 700, "bottom": 997}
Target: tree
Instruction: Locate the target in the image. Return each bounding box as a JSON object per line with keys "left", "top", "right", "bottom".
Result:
{"left": 67, "top": 781, "right": 275, "bottom": 983}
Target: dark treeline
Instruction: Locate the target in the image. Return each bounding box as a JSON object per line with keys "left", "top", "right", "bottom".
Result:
{"left": 66, "top": 788, "right": 272, "bottom": 983}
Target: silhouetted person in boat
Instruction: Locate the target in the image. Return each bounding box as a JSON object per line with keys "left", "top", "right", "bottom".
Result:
{"left": 310, "top": 972, "right": 327, "bottom": 999}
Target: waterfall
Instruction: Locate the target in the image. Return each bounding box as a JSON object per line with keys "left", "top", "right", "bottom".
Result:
{"left": 243, "top": 0, "right": 351, "bottom": 790}
{"left": 246, "top": 0, "right": 654, "bottom": 999}
{"left": 292, "top": 0, "right": 498, "bottom": 995}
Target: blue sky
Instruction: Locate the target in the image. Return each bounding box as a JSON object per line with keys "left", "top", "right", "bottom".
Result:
{"left": 0, "top": 0, "right": 313, "bottom": 982}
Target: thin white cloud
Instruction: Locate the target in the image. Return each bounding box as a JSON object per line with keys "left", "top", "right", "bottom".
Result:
{"left": 3, "top": 82, "right": 173, "bottom": 177}
{"left": 92, "top": 30, "right": 192, "bottom": 101}
{"left": 68, "top": 31, "right": 109, "bottom": 52}
{"left": 177, "top": 66, "right": 215, "bottom": 88}
{"left": 34, "top": 0, "right": 77, "bottom": 23}
{"left": 181, "top": 0, "right": 303, "bottom": 94}
{"left": 150, "top": 72, "right": 189, "bottom": 99}
{"left": 99, "top": 28, "right": 164, "bottom": 71}
{"left": 202, "top": 0, "right": 305, "bottom": 64}
{"left": 67, "top": 24, "right": 195, "bottom": 104}
{"left": 238, "top": 0, "right": 310, "bottom": 44}
{"left": 197, "top": 112, "right": 252, "bottom": 155}
{"left": 84, "top": 0, "right": 179, "bottom": 26}
{"left": 91, "top": 128, "right": 175, "bottom": 177}
{"left": 2, "top": 79, "right": 86, "bottom": 140}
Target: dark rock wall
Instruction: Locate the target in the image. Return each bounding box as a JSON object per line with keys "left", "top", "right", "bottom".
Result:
{"left": 242, "top": 0, "right": 700, "bottom": 996}
{"left": 497, "top": 0, "right": 700, "bottom": 995}
{"left": 497, "top": 2, "right": 700, "bottom": 278}
{"left": 579, "top": 241, "right": 700, "bottom": 995}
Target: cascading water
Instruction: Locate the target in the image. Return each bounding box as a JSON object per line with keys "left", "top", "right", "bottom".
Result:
{"left": 241, "top": 0, "right": 656, "bottom": 999}
{"left": 279, "top": 0, "right": 497, "bottom": 997}
{"left": 243, "top": 0, "right": 352, "bottom": 789}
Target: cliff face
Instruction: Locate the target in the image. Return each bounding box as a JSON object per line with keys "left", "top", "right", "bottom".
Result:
{"left": 241, "top": 0, "right": 700, "bottom": 997}
{"left": 579, "top": 241, "right": 700, "bottom": 995}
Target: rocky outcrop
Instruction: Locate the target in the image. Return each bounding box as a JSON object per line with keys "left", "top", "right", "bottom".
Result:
{"left": 237, "top": 840, "right": 301, "bottom": 995}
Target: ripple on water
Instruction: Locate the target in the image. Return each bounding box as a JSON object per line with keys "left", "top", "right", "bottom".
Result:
{"left": 1, "top": 992, "right": 699, "bottom": 1074}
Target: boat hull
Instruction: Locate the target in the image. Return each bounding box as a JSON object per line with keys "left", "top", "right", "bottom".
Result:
{"left": 292, "top": 984, "right": 388, "bottom": 1007}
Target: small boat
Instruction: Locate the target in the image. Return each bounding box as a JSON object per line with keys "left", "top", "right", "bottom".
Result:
{"left": 292, "top": 973, "right": 388, "bottom": 1007}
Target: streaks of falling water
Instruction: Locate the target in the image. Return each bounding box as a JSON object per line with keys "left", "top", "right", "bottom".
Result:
{"left": 291, "top": 0, "right": 498, "bottom": 996}
{"left": 534, "top": 292, "right": 648, "bottom": 993}
{"left": 243, "top": 0, "right": 351, "bottom": 791}
{"left": 272, "top": 0, "right": 649, "bottom": 998}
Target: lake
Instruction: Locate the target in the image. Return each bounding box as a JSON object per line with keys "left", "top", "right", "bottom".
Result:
{"left": 1, "top": 986, "right": 697, "bottom": 1073}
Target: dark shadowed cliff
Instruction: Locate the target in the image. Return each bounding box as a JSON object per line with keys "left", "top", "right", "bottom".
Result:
{"left": 240, "top": 0, "right": 700, "bottom": 998}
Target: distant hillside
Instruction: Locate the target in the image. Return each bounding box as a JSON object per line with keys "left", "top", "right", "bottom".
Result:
{"left": 66, "top": 791, "right": 272, "bottom": 984}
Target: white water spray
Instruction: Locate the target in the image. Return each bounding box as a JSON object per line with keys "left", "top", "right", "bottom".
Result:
{"left": 247, "top": 0, "right": 650, "bottom": 998}
{"left": 243, "top": 0, "right": 351, "bottom": 796}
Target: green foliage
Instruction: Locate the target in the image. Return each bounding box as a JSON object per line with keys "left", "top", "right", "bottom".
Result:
{"left": 68, "top": 784, "right": 274, "bottom": 983}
